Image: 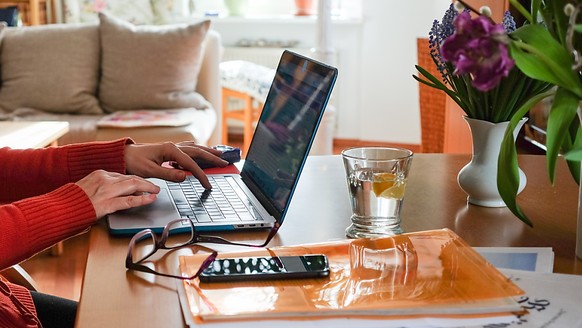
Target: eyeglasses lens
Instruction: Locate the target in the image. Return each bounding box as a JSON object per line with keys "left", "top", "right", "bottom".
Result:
{"left": 163, "top": 219, "right": 196, "bottom": 248}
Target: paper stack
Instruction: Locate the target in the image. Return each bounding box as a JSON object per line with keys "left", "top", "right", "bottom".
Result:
{"left": 177, "top": 229, "right": 526, "bottom": 327}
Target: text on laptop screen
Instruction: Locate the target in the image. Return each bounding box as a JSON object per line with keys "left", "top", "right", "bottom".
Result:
{"left": 243, "top": 51, "right": 337, "bottom": 216}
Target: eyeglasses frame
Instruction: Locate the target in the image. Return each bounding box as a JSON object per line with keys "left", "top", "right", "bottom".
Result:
{"left": 125, "top": 218, "right": 281, "bottom": 280}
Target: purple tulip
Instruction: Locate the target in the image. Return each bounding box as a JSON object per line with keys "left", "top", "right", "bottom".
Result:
{"left": 441, "top": 12, "right": 514, "bottom": 92}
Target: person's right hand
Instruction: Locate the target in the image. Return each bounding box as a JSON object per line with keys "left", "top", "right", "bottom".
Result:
{"left": 75, "top": 170, "right": 160, "bottom": 218}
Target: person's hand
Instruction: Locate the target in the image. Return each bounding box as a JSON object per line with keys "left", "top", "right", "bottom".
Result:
{"left": 76, "top": 170, "right": 160, "bottom": 218}
{"left": 124, "top": 142, "right": 228, "bottom": 189}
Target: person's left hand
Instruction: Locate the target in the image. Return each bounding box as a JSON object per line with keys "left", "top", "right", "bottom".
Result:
{"left": 124, "top": 142, "right": 228, "bottom": 189}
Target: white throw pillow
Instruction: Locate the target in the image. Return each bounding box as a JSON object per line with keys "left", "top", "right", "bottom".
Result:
{"left": 0, "top": 23, "right": 102, "bottom": 114}
{"left": 98, "top": 13, "right": 211, "bottom": 113}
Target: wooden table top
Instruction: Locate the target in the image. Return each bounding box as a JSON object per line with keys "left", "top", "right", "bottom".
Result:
{"left": 0, "top": 121, "right": 69, "bottom": 149}
{"left": 75, "top": 153, "right": 582, "bottom": 327}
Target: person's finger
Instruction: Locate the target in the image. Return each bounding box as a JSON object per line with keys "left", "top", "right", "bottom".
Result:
{"left": 134, "top": 145, "right": 213, "bottom": 188}
{"left": 177, "top": 142, "right": 223, "bottom": 155}
{"left": 179, "top": 147, "right": 228, "bottom": 168}
{"left": 166, "top": 149, "right": 214, "bottom": 188}
{"left": 112, "top": 174, "right": 161, "bottom": 196}
{"left": 107, "top": 193, "right": 158, "bottom": 213}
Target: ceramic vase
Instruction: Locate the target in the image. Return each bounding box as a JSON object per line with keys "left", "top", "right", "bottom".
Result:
{"left": 224, "top": 0, "right": 248, "bottom": 16}
{"left": 457, "top": 117, "right": 528, "bottom": 207}
{"left": 295, "top": 0, "right": 316, "bottom": 16}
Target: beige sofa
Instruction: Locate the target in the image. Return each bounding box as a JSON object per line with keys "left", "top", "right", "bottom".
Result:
{"left": 0, "top": 13, "right": 222, "bottom": 146}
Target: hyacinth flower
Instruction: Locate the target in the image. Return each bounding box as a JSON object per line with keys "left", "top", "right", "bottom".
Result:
{"left": 414, "top": 4, "right": 551, "bottom": 124}
{"left": 413, "top": 3, "right": 554, "bottom": 226}
{"left": 440, "top": 11, "right": 514, "bottom": 92}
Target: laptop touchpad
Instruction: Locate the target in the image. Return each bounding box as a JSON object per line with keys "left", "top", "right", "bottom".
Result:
{"left": 108, "top": 187, "right": 178, "bottom": 229}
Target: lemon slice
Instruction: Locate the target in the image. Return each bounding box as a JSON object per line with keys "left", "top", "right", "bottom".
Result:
{"left": 372, "top": 172, "right": 406, "bottom": 199}
{"left": 379, "top": 182, "right": 406, "bottom": 199}
{"left": 372, "top": 172, "right": 396, "bottom": 196}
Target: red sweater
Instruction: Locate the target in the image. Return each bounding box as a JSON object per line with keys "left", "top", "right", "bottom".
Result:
{"left": 0, "top": 138, "right": 129, "bottom": 327}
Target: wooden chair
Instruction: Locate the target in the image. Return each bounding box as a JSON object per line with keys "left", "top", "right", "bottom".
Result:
{"left": 0, "top": 0, "right": 56, "bottom": 25}
{"left": 417, "top": 38, "right": 473, "bottom": 154}
{"left": 220, "top": 61, "right": 273, "bottom": 156}
{"left": 221, "top": 87, "right": 262, "bottom": 156}
{"left": 1, "top": 264, "right": 39, "bottom": 291}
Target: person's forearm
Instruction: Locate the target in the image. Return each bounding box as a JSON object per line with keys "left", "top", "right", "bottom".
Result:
{"left": 0, "top": 138, "right": 131, "bottom": 202}
{"left": 0, "top": 184, "right": 96, "bottom": 270}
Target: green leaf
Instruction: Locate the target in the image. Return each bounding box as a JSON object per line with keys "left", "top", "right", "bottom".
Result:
{"left": 498, "top": 90, "right": 554, "bottom": 226}
{"left": 575, "top": 24, "right": 582, "bottom": 33}
{"left": 562, "top": 118, "right": 582, "bottom": 184}
{"left": 509, "top": 25, "right": 582, "bottom": 97}
{"left": 413, "top": 66, "right": 470, "bottom": 115}
{"left": 565, "top": 149, "right": 582, "bottom": 161}
{"left": 509, "top": 0, "right": 534, "bottom": 23}
{"left": 545, "top": 87, "right": 579, "bottom": 184}
{"left": 530, "top": 0, "right": 541, "bottom": 23}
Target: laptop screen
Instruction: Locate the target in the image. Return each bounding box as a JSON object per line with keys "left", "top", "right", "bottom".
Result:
{"left": 241, "top": 50, "right": 338, "bottom": 221}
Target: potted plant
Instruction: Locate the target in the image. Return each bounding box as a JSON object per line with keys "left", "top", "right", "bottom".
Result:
{"left": 413, "top": 3, "right": 553, "bottom": 226}
{"left": 500, "top": 0, "right": 582, "bottom": 256}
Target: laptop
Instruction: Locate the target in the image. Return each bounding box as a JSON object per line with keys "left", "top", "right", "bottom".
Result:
{"left": 107, "top": 50, "right": 338, "bottom": 235}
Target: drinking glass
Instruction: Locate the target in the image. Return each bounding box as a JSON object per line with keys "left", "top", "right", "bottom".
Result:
{"left": 341, "top": 147, "right": 413, "bottom": 238}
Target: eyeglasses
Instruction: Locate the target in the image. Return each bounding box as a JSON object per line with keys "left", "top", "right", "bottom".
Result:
{"left": 0, "top": 278, "right": 42, "bottom": 326}
{"left": 126, "top": 218, "right": 281, "bottom": 280}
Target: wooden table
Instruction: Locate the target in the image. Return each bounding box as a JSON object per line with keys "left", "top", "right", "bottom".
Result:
{"left": 0, "top": 121, "right": 69, "bottom": 149}
{"left": 75, "top": 154, "right": 582, "bottom": 327}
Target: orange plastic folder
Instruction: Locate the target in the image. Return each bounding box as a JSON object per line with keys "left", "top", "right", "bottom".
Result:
{"left": 178, "top": 229, "right": 524, "bottom": 321}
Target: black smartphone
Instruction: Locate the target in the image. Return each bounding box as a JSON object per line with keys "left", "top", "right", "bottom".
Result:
{"left": 199, "top": 254, "right": 330, "bottom": 283}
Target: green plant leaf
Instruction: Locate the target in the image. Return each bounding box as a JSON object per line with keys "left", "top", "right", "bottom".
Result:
{"left": 565, "top": 149, "right": 582, "bottom": 161}
{"left": 498, "top": 90, "right": 554, "bottom": 226}
{"left": 413, "top": 65, "right": 469, "bottom": 113}
{"left": 562, "top": 118, "right": 582, "bottom": 184}
{"left": 545, "top": 87, "right": 579, "bottom": 184}
{"left": 509, "top": 0, "right": 533, "bottom": 23}
{"left": 509, "top": 25, "right": 582, "bottom": 97}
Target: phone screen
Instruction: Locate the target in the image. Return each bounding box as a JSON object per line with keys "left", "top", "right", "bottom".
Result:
{"left": 199, "top": 254, "right": 330, "bottom": 282}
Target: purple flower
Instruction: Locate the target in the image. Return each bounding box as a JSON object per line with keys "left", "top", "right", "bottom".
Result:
{"left": 440, "top": 12, "right": 514, "bottom": 92}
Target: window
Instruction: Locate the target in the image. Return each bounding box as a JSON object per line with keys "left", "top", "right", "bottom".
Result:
{"left": 192, "top": 0, "right": 362, "bottom": 20}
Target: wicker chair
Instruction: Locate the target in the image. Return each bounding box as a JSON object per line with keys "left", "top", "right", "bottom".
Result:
{"left": 416, "top": 38, "right": 446, "bottom": 153}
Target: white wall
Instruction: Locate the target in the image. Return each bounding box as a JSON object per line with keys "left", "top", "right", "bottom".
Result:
{"left": 211, "top": 0, "right": 451, "bottom": 145}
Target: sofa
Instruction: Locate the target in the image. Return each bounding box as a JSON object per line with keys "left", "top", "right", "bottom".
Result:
{"left": 0, "top": 13, "right": 222, "bottom": 146}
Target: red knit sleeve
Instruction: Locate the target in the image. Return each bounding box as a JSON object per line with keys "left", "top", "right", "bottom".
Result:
{"left": 0, "top": 278, "right": 37, "bottom": 327}
{"left": 0, "top": 138, "right": 132, "bottom": 202}
{"left": 0, "top": 183, "right": 96, "bottom": 270}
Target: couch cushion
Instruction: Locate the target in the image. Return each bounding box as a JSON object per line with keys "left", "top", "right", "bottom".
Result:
{"left": 96, "top": 108, "right": 217, "bottom": 145}
{"left": 0, "top": 24, "right": 102, "bottom": 115}
{"left": 98, "top": 13, "right": 211, "bottom": 113}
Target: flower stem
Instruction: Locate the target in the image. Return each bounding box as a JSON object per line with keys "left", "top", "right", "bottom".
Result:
{"left": 508, "top": 0, "right": 533, "bottom": 24}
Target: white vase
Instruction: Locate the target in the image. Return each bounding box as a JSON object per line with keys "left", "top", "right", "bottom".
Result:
{"left": 224, "top": 0, "right": 248, "bottom": 16}
{"left": 457, "top": 117, "right": 527, "bottom": 207}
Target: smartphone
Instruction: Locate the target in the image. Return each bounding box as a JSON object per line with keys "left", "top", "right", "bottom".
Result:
{"left": 199, "top": 254, "right": 330, "bottom": 283}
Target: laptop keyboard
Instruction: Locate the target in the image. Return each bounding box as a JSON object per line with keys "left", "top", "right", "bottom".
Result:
{"left": 166, "top": 176, "right": 259, "bottom": 223}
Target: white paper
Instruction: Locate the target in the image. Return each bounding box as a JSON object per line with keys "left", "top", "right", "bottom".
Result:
{"left": 467, "top": 269, "right": 582, "bottom": 328}
{"left": 474, "top": 247, "right": 554, "bottom": 273}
